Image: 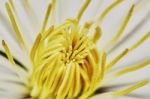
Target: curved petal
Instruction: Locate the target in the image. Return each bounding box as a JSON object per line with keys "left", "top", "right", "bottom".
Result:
{"left": 0, "top": 57, "right": 28, "bottom": 99}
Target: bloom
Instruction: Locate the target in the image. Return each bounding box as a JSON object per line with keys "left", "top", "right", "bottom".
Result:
{"left": 0, "top": 0, "right": 150, "bottom": 99}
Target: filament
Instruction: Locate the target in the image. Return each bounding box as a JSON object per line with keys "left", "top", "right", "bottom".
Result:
{"left": 41, "top": 3, "right": 52, "bottom": 32}
{"left": 76, "top": 0, "right": 91, "bottom": 21}
{"left": 112, "top": 80, "right": 148, "bottom": 96}
{"left": 5, "top": 3, "right": 26, "bottom": 49}
{"left": 115, "top": 60, "right": 150, "bottom": 77}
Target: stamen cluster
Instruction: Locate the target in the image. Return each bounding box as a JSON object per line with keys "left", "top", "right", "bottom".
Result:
{"left": 30, "top": 20, "right": 102, "bottom": 99}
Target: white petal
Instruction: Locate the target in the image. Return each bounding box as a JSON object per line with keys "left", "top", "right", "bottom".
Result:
{"left": 92, "top": 93, "right": 115, "bottom": 99}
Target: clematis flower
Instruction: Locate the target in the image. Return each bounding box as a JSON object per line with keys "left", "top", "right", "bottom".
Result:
{"left": 0, "top": 0, "right": 150, "bottom": 99}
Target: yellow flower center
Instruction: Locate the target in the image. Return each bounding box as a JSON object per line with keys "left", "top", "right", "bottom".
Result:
{"left": 2, "top": 0, "right": 150, "bottom": 99}
{"left": 29, "top": 19, "right": 103, "bottom": 99}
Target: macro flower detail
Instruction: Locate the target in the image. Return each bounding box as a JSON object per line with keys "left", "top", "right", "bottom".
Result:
{"left": 0, "top": 0, "right": 150, "bottom": 99}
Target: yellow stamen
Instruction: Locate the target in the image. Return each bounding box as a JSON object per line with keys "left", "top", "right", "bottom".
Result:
{"left": 105, "top": 32, "right": 150, "bottom": 73}
{"left": 80, "top": 66, "right": 90, "bottom": 92}
{"left": 74, "top": 63, "right": 81, "bottom": 97}
{"left": 68, "top": 65, "right": 76, "bottom": 98}
{"left": 2, "top": 40, "right": 15, "bottom": 65}
{"left": 50, "top": 65, "right": 66, "bottom": 95}
{"left": 57, "top": 62, "right": 75, "bottom": 98}
{"left": 41, "top": 3, "right": 52, "bottom": 32}
{"left": 84, "top": 21, "right": 93, "bottom": 28}
{"left": 99, "top": 0, "right": 123, "bottom": 21}
{"left": 79, "top": 51, "right": 99, "bottom": 98}
{"left": 105, "top": 49, "right": 129, "bottom": 72}
{"left": 76, "top": 0, "right": 91, "bottom": 21}
{"left": 112, "top": 80, "right": 149, "bottom": 96}
{"left": 5, "top": 3, "right": 26, "bottom": 49}
{"left": 87, "top": 52, "right": 97, "bottom": 83}
{"left": 30, "top": 34, "right": 42, "bottom": 62}
{"left": 51, "top": 0, "right": 56, "bottom": 12}
{"left": 2, "top": 40, "right": 26, "bottom": 80}
{"left": 30, "top": 84, "right": 41, "bottom": 98}
{"left": 42, "top": 25, "right": 54, "bottom": 39}
{"left": 90, "top": 48, "right": 100, "bottom": 64}
{"left": 39, "top": 56, "right": 63, "bottom": 99}
{"left": 43, "top": 56, "right": 61, "bottom": 88}
{"left": 9, "top": 0, "right": 15, "bottom": 12}
{"left": 104, "top": 5, "right": 134, "bottom": 50}
{"left": 50, "top": 0, "right": 57, "bottom": 25}
{"left": 115, "top": 60, "right": 150, "bottom": 77}
{"left": 92, "top": 26, "right": 102, "bottom": 43}
{"left": 23, "top": 0, "right": 29, "bottom": 4}
{"left": 130, "top": 31, "right": 150, "bottom": 51}
{"left": 97, "top": 52, "right": 107, "bottom": 83}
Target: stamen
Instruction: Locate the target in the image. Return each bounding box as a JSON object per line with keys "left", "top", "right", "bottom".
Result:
{"left": 81, "top": 52, "right": 97, "bottom": 97}
{"left": 30, "top": 34, "right": 42, "bottom": 62}
{"left": 112, "top": 80, "right": 149, "bottom": 96}
{"left": 42, "top": 47, "right": 63, "bottom": 59}
{"left": 80, "top": 66, "right": 90, "bottom": 92}
{"left": 44, "top": 56, "right": 61, "bottom": 88}
{"left": 2, "top": 40, "right": 27, "bottom": 80}
{"left": 57, "top": 62, "right": 75, "bottom": 98}
{"left": 105, "top": 49, "right": 129, "bottom": 72}
{"left": 39, "top": 56, "right": 63, "bottom": 98}
{"left": 84, "top": 21, "right": 93, "bottom": 28}
{"left": 73, "top": 35, "right": 87, "bottom": 50}
{"left": 99, "top": 0, "right": 123, "bottom": 21}
{"left": 79, "top": 21, "right": 92, "bottom": 39}
{"left": 76, "top": 0, "right": 91, "bottom": 21}
{"left": 115, "top": 60, "right": 150, "bottom": 77}
{"left": 2, "top": 40, "right": 15, "bottom": 65}
{"left": 68, "top": 65, "right": 76, "bottom": 98}
{"left": 87, "top": 52, "right": 97, "bottom": 81}
{"left": 30, "top": 84, "right": 41, "bottom": 98}
{"left": 84, "top": 60, "right": 93, "bottom": 77}
{"left": 92, "top": 26, "right": 102, "bottom": 43}
{"left": 41, "top": 3, "right": 52, "bottom": 32}
{"left": 97, "top": 52, "right": 107, "bottom": 83}
{"left": 130, "top": 31, "right": 150, "bottom": 51}
{"left": 23, "top": 0, "right": 29, "bottom": 5}
{"left": 50, "top": 66, "right": 66, "bottom": 95}
{"left": 5, "top": 3, "right": 26, "bottom": 49}
{"left": 105, "top": 32, "right": 150, "bottom": 73}
{"left": 42, "top": 25, "right": 54, "bottom": 41}
{"left": 9, "top": 0, "right": 15, "bottom": 12}
{"left": 90, "top": 48, "right": 100, "bottom": 63}
{"left": 74, "top": 63, "right": 81, "bottom": 97}
{"left": 0, "top": 50, "right": 27, "bottom": 70}
{"left": 50, "top": 0, "right": 57, "bottom": 25}
{"left": 103, "top": 5, "right": 134, "bottom": 51}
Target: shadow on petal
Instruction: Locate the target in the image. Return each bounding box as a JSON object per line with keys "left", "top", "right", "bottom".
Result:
{"left": 94, "top": 82, "right": 135, "bottom": 95}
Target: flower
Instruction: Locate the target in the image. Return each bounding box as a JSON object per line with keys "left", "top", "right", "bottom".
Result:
{"left": 0, "top": 0, "right": 150, "bottom": 99}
